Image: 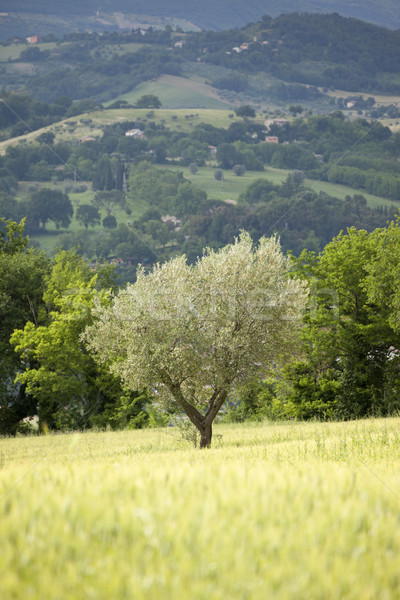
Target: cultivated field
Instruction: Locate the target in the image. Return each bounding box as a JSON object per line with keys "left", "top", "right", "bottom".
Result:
{"left": 1, "top": 418, "right": 400, "bottom": 599}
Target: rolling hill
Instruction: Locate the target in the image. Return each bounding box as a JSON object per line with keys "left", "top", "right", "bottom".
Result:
{"left": 0, "top": 0, "right": 400, "bottom": 41}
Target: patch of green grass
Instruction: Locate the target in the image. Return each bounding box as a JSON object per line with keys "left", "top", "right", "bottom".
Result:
{"left": 0, "top": 418, "right": 400, "bottom": 599}
{"left": 162, "top": 165, "right": 288, "bottom": 201}
{"left": 0, "top": 42, "right": 61, "bottom": 62}
{"left": 304, "top": 178, "right": 398, "bottom": 209}
{"left": 17, "top": 181, "right": 149, "bottom": 255}
{"left": 160, "top": 165, "right": 397, "bottom": 209}
{"left": 0, "top": 44, "right": 25, "bottom": 62}
{"left": 110, "top": 74, "right": 233, "bottom": 109}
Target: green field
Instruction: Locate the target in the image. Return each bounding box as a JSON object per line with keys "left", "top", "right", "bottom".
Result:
{"left": 1, "top": 418, "right": 400, "bottom": 599}
{"left": 160, "top": 165, "right": 398, "bottom": 209}
{"left": 15, "top": 181, "right": 148, "bottom": 255}
{"left": 107, "top": 74, "right": 233, "bottom": 109}
{"left": 158, "top": 165, "right": 287, "bottom": 202}
{"left": 0, "top": 42, "right": 62, "bottom": 62}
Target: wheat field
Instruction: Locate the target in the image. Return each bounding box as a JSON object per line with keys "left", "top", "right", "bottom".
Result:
{"left": 1, "top": 418, "right": 400, "bottom": 599}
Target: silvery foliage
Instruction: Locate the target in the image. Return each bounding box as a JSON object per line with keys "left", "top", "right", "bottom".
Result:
{"left": 84, "top": 232, "right": 308, "bottom": 412}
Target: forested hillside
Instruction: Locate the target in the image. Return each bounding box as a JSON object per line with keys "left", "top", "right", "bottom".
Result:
{"left": 1, "top": 0, "right": 399, "bottom": 38}
{"left": 2, "top": 13, "right": 400, "bottom": 107}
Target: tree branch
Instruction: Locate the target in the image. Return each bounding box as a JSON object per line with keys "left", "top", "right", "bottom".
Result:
{"left": 160, "top": 369, "right": 205, "bottom": 428}
{"left": 205, "top": 389, "right": 228, "bottom": 427}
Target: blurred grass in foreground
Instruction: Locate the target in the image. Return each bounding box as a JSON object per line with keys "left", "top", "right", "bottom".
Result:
{"left": 1, "top": 418, "right": 400, "bottom": 599}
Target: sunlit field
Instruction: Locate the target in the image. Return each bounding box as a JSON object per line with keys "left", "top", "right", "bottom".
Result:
{"left": 113, "top": 74, "right": 232, "bottom": 109}
{"left": 159, "top": 164, "right": 396, "bottom": 209}
{"left": 1, "top": 418, "right": 400, "bottom": 599}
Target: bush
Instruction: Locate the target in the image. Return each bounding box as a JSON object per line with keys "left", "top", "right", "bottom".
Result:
{"left": 102, "top": 215, "right": 117, "bottom": 229}
{"left": 73, "top": 185, "right": 88, "bottom": 193}
{"left": 233, "top": 164, "right": 246, "bottom": 176}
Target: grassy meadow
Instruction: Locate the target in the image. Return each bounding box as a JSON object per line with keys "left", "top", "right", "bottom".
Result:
{"left": 113, "top": 74, "right": 232, "bottom": 109}
{"left": 1, "top": 418, "right": 400, "bottom": 599}
{"left": 14, "top": 181, "right": 145, "bottom": 256}
{"left": 160, "top": 165, "right": 398, "bottom": 209}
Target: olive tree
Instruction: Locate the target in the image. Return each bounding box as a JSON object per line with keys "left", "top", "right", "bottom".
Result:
{"left": 84, "top": 233, "right": 308, "bottom": 447}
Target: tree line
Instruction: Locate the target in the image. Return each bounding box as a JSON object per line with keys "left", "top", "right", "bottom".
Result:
{"left": 2, "top": 217, "right": 400, "bottom": 441}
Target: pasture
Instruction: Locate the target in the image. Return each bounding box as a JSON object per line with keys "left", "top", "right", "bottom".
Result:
{"left": 110, "top": 74, "right": 233, "bottom": 109}
{"left": 160, "top": 165, "right": 398, "bottom": 209}
{"left": 1, "top": 418, "right": 400, "bottom": 599}
{"left": 14, "top": 180, "right": 149, "bottom": 256}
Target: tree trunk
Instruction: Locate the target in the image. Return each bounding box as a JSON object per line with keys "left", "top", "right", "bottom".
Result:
{"left": 199, "top": 422, "right": 212, "bottom": 449}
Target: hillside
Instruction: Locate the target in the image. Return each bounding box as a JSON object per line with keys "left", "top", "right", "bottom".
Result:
{"left": 2, "top": 12, "right": 400, "bottom": 275}
{"left": 2, "top": 12, "right": 400, "bottom": 110}
{"left": 1, "top": 0, "right": 400, "bottom": 41}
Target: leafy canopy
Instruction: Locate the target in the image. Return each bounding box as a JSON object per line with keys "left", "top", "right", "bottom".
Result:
{"left": 11, "top": 250, "right": 116, "bottom": 429}
{"left": 283, "top": 224, "right": 400, "bottom": 420}
{"left": 0, "top": 218, "right": 50, "bottom": 434}
{"left": 85, "top": 232, "right": 308, "bottom": 447}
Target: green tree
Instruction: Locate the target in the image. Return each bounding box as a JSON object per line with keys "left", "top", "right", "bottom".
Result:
{"left": 145, "top": 219, "right": 170, "bottom": 247}
{"left": 29, "top": 188, "right": 73, "bottom": 231}
{"left": 216, "top": 143, "right": 243, "bottom": 169}
{"left": 173, "top": 183, "right": 207, "bottom": 217}
{"left": 84, "top": 233, "right": 308, "bottom": 448}
{"left": 233, "top": 163, "right": 246, "bottom": 176}
{"left": 135, "top": 95, "right": 162, "bottom": 109}
{"left": 0, "top": 218, "right": 50, "bottom": 434}
{"left": 235, "top": 105, "right": 256, "bottom": 118}
{"left": 288, "top": 105, "right": 304, "bottom": 116}
{"left": 365, "top": 221, "right": 400, "bottom": 334}
{"left": 92, "top": 156, "right": 114, "bottom": 191}
{"left": 36, "top": 131, "right": 55, "bottom": 145}
{"left": 214, "top": 169, "right": 224, "bottom": 182}
{"left": 286, "top": 226, "right": 400, "bottom": 419}
{"left": 103, "top": 215, "right": 117, "bottom": 229}
{"left": 76, "top": 204, "right": 101, "bottom": 229}
{"left": 239, "top": 179, "right": 278, "bottom": 204}
{"left": 10, "top": 250, "right": 129, "bottom": 430}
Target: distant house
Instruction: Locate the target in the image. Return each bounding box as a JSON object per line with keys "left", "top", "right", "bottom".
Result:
{"left": 161, "top": 215, "right": 182, "bottom": 229}
{"left": 208, "top": 145, "right": 217, "bottom": 157}
{"left": 264, "top": 118, "right": 289, "bottom": 130}
{"left": 125, "top": 128, "right": 145, "bottom": 139}
{"left": 265, "top": 136, "right": 279, "bottom": 144}
{"left": 90, "top": 257, "right": 124, "bottom": 270}
{"left": 79, "top": 136, "right": 96, "bottom": 143}
{"left": 109, "top": 257, "right": 124, "bottom": 265}
{"left": 26, "top": 35, "right": 39, "bottom": 44}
